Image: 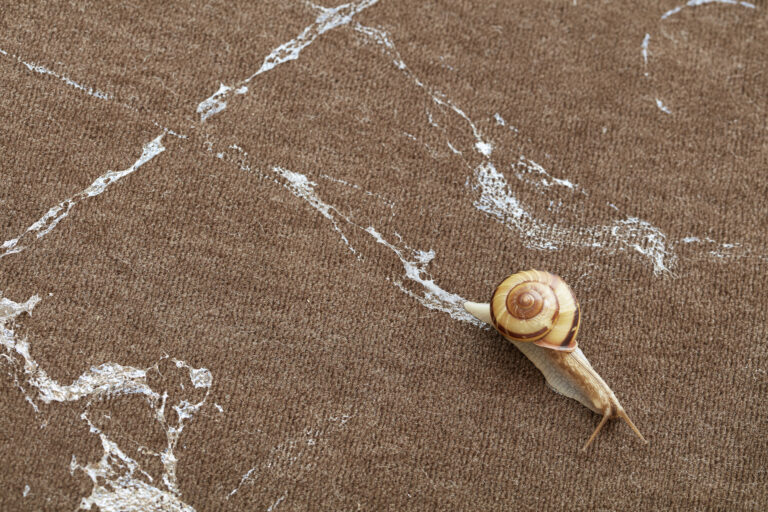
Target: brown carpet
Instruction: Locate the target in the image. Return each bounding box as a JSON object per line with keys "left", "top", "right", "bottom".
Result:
{"left": 1, "top": 1, "right": 766, "bottom": 510}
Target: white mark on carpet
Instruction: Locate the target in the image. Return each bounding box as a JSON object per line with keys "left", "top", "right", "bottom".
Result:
{"left": 0, "top": 48, "right": 112, "bottom": 100}
{"left": 197, "top": 0, "right": 380, "bottom": 122}
{"left": 197, "top": 83, "right": 233, "bottom": 122}
{"left": 228, "top": 413, "right": 353, "bottom": 499}
{"left": 677, "top": 236, "right": 748, "bottom": 259}
{"left": 211, "top": 140, "right": 479, "bottom": 325}
{"left": 0, "top": 293, "right": 210, "bottom": 511}
{"left": 354, "top": 23, "right": 493, "bottom": 160}
{"left": 366, "top": 227, "right": 484, "bottom": 324}
{"left": 267, "top": 493, "right": 287, "bottom": 511}
{"left": 0, "top": 47, "right": 188, "bottom": 138}
{"left": 661, "top": 0, "right": 755, "bottom": 20}
{"left": 1, "top": 135, "right": 165, "bottom": 258}
{"left": 273, "top": 167, "right": 359, "bottom": 255}
{"left": 471, "top": 162, "right": 676, "bottom": 274}
{"left": 494, "top": 113, "right": 519, "bottom": 133}
{"left": 475, "top": 141, "right": 493, "bottom": 157}
{"left": 320, "top": 173, "right": 396, "bottom": 209}
{"left": 151, "top": 121, "right": 188, "bottom": 139}
{"left": 641, "top": 33, "right": 650, "bottom": 75}
{"left": 513, "top": 156, "right": 579, "bottom": 192}
{"left": 427, "top": 109, "right": 439, "bottom": 128}
{"left": 655, "top": 98, "right": 672, "bottom": 114}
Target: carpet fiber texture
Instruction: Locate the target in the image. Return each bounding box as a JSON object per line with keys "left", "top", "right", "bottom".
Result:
{"left": 1, "top": 1, "right": 767, "bottom": 510}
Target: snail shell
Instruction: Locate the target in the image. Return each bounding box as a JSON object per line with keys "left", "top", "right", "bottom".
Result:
{"left": 490, "top": 270, "right": 580, "bottom": 352}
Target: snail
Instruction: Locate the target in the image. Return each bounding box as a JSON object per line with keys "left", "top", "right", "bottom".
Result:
{"left": 463, "top": 270, "right": 647, "bottom": 451}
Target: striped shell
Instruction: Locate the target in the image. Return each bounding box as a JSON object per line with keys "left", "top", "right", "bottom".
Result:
{"left": 490, "top": 270, "right": 580, "bottom": 352}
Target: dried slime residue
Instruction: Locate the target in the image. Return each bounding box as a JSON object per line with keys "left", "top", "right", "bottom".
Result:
{"left": 1, "top": 293, "right": 210, "bottom": 511}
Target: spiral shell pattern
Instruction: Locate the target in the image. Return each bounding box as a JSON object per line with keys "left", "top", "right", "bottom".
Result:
{"left": 490, "top": 270, "right": 580, "bottom": 352}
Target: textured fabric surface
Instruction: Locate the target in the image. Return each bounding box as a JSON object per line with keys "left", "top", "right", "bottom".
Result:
{"left": 1, "top": 1, "right": 767, "bottom": 510}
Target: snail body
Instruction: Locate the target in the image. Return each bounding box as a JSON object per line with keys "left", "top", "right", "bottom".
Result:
{"left": 464, "top": 270, "right": 646, "bottom": 451}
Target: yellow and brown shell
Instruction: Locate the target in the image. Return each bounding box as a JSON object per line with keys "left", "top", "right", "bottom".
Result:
{"left": 489, "top": 270, "right": 580, "bottom": 352}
